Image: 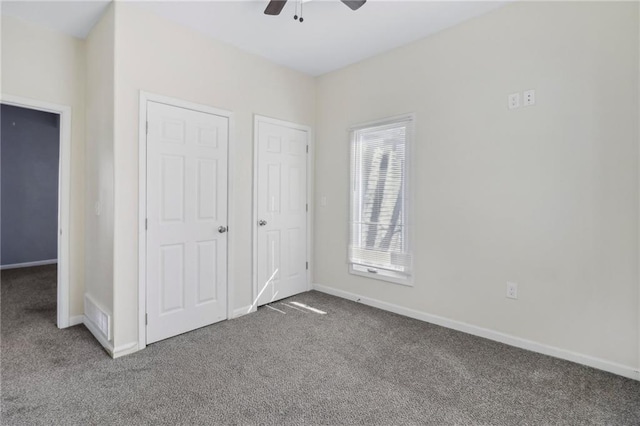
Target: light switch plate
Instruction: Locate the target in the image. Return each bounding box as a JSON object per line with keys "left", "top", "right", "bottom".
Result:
{"left": 524, "top": 89, "right": 535, "bottom": 106}
{"left": 508, "top": 93, "right": 520, "bottom": 110}
{"left": 507, "top": 282, "right": 518, "bottom": 299}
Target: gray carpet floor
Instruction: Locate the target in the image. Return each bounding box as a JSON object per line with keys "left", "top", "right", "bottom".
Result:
{"left": 1, "top": 265, "right": 639, "bottom": 425}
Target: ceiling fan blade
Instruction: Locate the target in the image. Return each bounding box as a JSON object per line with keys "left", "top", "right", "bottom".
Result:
{"left": 341, "top": 0, "right": 367, "bottom": 11}
{"left": 264, "top": 0, "right": 288, "bottom": 15}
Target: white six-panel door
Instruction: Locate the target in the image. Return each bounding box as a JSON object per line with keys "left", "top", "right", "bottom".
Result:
{"left": 146, "top": 101, "right": 228, "bottom": 344}
{"left": 256, "top": 119, "right": 308, "bottom": 306}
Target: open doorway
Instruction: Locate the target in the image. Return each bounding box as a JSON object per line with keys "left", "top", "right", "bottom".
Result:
{"left": 1, "top": 105, "right": 60, "bottom": 267}
{"left": 0, "top": 95, "right": 72, "bottom": 328}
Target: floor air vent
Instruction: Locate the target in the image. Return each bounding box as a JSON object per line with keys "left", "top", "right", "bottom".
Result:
{"left": 85, "top": 294, "right": 111, "bottom": 340}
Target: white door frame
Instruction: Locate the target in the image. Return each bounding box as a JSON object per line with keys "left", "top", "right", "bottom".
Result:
{"left": 251, "top": 115, "right": 313, "bottom": 310}
{"left": 0, "top": 94, "right": 72, "bottom": 328}
{"left": 138, "top": 91, "right": 235, "bottom": 350}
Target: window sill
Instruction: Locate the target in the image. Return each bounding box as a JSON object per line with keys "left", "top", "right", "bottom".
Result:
{"left": 349, "top": 265, "right": 413, "bottom": 287}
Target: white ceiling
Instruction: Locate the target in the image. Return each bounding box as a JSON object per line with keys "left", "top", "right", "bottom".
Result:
{"left": 1, "top": 1, "right": 508, "bottom": 76}
{"left": 1, "top": 1, "right": 111, "bottom": 38}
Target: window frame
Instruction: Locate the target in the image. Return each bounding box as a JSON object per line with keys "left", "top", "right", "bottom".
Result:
{"left": 348, "top": 113, "right": 414, "bottom": 286}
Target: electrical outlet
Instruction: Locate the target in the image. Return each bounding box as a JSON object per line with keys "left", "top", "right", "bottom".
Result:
{"left": 508, "top": 93, "right": 520, "bottom": 110}
{"left": 506, "top": 282, "right": 518, "bottom": 300}
{"left": 523, "top": 89, "right": 535, "bottom": 106}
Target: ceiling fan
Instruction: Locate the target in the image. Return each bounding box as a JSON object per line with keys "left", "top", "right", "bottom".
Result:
{"left": 264, "top": 0, "right": 367, "bottom": 20}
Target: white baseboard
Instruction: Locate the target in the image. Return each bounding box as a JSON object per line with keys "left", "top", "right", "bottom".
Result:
{"left": 232, "top": 305, "right": 255, "bottom": 319}
{"left": 0, "top": 259, "right": 57, "bottom": 270}
{"left": 312, "top": 283, "right": 640, "bottom": 381}
{"left": 81, "top": 315, "right": 138, "bottom": 358}
{"left": 83, "top": 315, "right": 114, "bottom": 357}
{"left": 69, "top": 315, "right": 84, "bottom": 326}
{"left": 113, "top": 342, "right": 138, "bottom": 358}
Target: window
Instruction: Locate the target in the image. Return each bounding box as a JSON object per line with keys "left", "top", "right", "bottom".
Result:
{"left": 349, "top": 114, "right": 413, "bottom": 284}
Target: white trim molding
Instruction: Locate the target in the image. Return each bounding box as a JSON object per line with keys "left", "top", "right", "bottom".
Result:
{"left": 312, "top": 283, "right": 640, "bottom": 381}
{"left": 82, "top": 316, "right": 137, "bottom": 358}
{"left": 232, "top": 305, "right": 254, "bottom": 319}
{"left": 113, "top": 342, "right": 139, "bottom": 359}
{"left": 0, "top": 94, "right": 72, "bottom": 330}
{"left": 0, "top": 259, "right": 57, "bottom": 270}
{"left": 138, "top": 91, "right": 235, "bottom": 351}
{"left": 69, "top": 315, "right": 84, "bottom": 327}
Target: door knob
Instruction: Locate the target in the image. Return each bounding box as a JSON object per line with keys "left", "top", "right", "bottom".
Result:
{"left": 258, "top": 220, "right": 267, "bottom": 226}
{"left": 218, "top": 226, "right": 227, "bottom": 233}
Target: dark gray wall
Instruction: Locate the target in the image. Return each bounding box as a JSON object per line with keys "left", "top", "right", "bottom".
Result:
{"left": 1, "top": 104, "right": 60, "bottom": 266}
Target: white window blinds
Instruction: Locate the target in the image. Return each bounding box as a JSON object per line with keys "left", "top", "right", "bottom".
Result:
{"left": 349, "top": 116, "right": 412, "bottom": 278}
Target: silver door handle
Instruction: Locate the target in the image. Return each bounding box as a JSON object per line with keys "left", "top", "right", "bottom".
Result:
{"left": 218, "top": 226, "right": 227, "bottom": 233}
{"left": 258, "top": 220, "right": 267, "bottom": 226}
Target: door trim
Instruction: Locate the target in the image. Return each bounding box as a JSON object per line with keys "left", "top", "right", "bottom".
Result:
{"left": 138, "top": 91, "right": 235, "bottom": 350}
{"left": 0, "top": 94, "right": 72, "bottom": 329}
{"left": 251, "top": 115, "right": 313, "bottom": 311}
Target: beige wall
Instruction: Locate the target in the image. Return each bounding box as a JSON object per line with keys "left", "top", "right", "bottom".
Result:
{"left": 1, "top": 15, "right": 86, "bottom": 318}
{"left": 315, "top": 1, "right": 639, "bottom": 369}
{"left": 84, "top": 4, "right": 115, "bottom": 337}
{"left": 112, "top": 3, "right": 316, "bottom": 348}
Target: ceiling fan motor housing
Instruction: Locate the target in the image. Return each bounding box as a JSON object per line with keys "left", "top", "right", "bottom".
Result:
{"left": 264, "top": 0, "right": 366, "bottom": 17}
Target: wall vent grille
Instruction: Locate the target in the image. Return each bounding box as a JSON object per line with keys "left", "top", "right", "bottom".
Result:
{"left": 85, "top": 294, "right": 111, "bottom": 340}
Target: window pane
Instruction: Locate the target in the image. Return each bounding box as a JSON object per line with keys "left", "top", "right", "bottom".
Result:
{"left": 349, "top": 118, "right": 411, "bottom": 276}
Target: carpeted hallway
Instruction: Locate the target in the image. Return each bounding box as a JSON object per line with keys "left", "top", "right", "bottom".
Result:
{"left": 1, "top": 265, "right": 639, "bottom": 425}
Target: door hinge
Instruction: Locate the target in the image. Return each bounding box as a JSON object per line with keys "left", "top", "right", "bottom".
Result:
{"left": 146, "top": 121, "right": 149, "bottom": 135}
{"left": 306, "top": 145, "right": 309, "bottom": 153}
{"left": 145, "top": 218, "right": 148, "bottom": 230}
{"left": 306, "top": 261, "right": 309, "bottom": 270}
{"left": 145, "top": 313, "right": 148, "bottom": 325}
{"left": 306, "top": 203, "right": 308, "bottom": 212}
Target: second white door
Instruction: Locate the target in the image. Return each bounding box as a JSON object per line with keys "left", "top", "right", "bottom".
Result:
{"left": 146, "top": 101, "right": 228, "bottom": 344}
{"left": 255, "top": 118, "right": 309, "bottom": 306}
